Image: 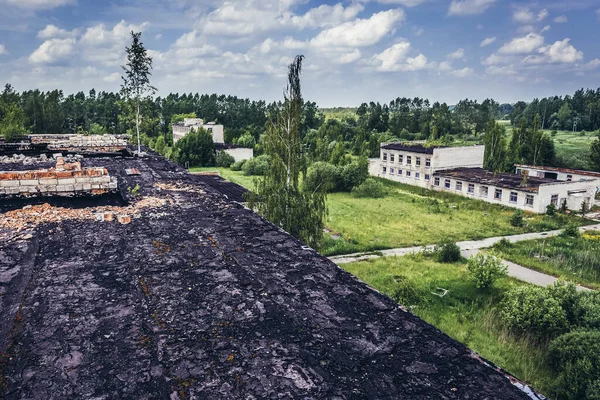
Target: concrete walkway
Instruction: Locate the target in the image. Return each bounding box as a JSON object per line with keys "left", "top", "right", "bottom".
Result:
{"left": 329, "top": 224, "right": 600, "bottom": 291}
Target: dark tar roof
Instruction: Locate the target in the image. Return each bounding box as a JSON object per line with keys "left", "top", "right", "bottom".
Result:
{"left": 381, "top": 143, "right": 447, "bottom": 154}
{"left": 516, "top": 164, "right": 600, "bottom": 179}
{"left": 435, "top": 167, "right": 557, "bottom": 192}
{"left": 0, "top": 154, "right": 533, "bottom": 399}
{"left": 191, "top": 173, "right": 249, "bottom": 202}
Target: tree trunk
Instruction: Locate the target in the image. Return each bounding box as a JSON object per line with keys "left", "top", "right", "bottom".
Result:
{"left": 136, "top": 103, "right": 141, "bottom": 153}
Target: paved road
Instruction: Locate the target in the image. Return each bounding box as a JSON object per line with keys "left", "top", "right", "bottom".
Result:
{"left": 329, "top": 223, "right": 600, "bottom": 291}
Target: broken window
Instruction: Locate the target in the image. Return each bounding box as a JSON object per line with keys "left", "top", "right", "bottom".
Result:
{"left": 480, "top": 186, "right": 489, "bottom": 197}
{"left": 398, "top": 154, "right": 403, "bottom": 164}
{"left": 434, "top": 177, "right": 440, "bottom": 186}
{"left": 567, "top": 174, "right": 573, "bottom": 181}
{"left": 415, "top": 172, "right": 421, "bottom": 180}
{"left": 525, "top": 194, "right": 534, "bottom": 207}
{"left": 426, "top": 158, "right": 431, "bottom": 168}
{"left": 468, "top": 184, "right": 475, "bottom": 194}
{"left": 398, "top": 169, "right": 402, "bottom": 176}
{"left": 407, "top": 156, "right": 412, "bottom": 165}
{"left": 390, "top": 168, "right": 395, "bottom": 175}
{"left": 456, "top": 181, "right": 463, "bottom": 191}
{"left": 383, "top": 153, "right": 388, "bottom": 161}
{"left": 416, "top": 157, "right": 421, "bottom": 166}
{"left": 425, "top": 174, "right": 431, "bottom": 181}
{"left": 390, "top": 154, "right": 395, "bottom": 163}
{"left": 551, "top": 194, "right": 559, "bottom": 205}
{"left": 494, "top": 189, "right": 503, "bottom": 200}
{"left": 444, "top": 179, "right": 451, "bottom": 189}
{"left": 510, "top": 192, "right": 518, "bottom": 203}
{"left": 382, "top": 167, "right": 387, "bottom": 174}
{"left": 406, "top": 171, "right": 412, "bottom": 177}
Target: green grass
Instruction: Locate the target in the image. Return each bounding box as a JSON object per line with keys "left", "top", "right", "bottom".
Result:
{"left": 491, "top": 233, "right": 600, "bottom": 290}
{"left": 548, "top": 129, "right": 596, "bottom": 170}
{"left": 189, "top": 168, "right": 585, "bottom": 256}
{"left": 342, "top": 255, "right": 554, "bottom": 396}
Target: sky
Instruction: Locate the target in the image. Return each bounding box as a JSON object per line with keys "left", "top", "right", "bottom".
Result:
{"left": 0, "top": 0, "right": 600, "bottom": 107}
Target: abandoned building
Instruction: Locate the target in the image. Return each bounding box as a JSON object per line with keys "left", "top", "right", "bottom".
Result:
{"left": 373, "top": 142, "right": 597, "bottom": 213}
{"left": 516, "top": 164, "right": 600, "bottom": 183}
{"left": 0, "top": 137, "right": 539, "bottom": 399}
{"left": 172, "top": 118, "right": 253, "bottom": 162}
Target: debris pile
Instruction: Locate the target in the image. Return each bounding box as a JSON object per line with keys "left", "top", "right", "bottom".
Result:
{"left": 0, "top": 157, "right": 118, "bottom": 197}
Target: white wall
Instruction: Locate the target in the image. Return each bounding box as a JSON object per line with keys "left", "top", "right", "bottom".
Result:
{"left": 172, "top": 124, "right": 225, "bottom": 144}
{"left": 516, "top": 166, "right": 600, "bottom": 183}
{"left": 377, "top": 149, "right": 433, "bottom": 188}
{"left": 538, "top": 180, "right": 596, "bottom": 212}
{"left": 224, "top": 147, "right": 253, "bottom": 162}
{"left": 432, "top": 146, "right": 485, "bottom": 172}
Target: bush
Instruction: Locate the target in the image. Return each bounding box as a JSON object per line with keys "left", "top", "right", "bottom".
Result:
{"left": 434, "top": 240, "right": 462, "bottom": 263}
{"left": 215, "top": 151, "right": 235, "bottom": 168}
{"left": 546, "top": 203, "right": 557, "bottom": 216}
{"left": 549, "top": 330, "right": 600, "bottom": 400}
{"left": 304, "top": 162, "right": 341, "bottom": 193}
{"left": 466, "top": 253, "right": 508, "bottom": 289}
{"left": 493, "top": 238, "right": 513, "bottom": 251}
{"left": 500, "top": 285, "right": 571, "bottom": 338}
{"left": 561, "top": 224, "right": 580, "bottom": 238}
{"left": 233, "top": 131, "right": 256, "bottom": 148}
{"left": 230, "top": 160, "right": 246, "bottom": 171}
{"left": 339, "top": 157, "right": 369, "bottom": 191}
{"left": 352, "top": 179, "right": 388, "bottom": 198}
{"left": 580, "top": 292, "right": 600, "bottom": 329}
{"left": 173, "top": 127, "right": 215, "bottom": 167}
{"left": 242, "top": 155, "right": 269, "bottom": 176}
{"left": 391, "top": 275, "right": 427, "bottom": 308}
{"left": 510, "top": 209, "right": 524, "bottom": 227}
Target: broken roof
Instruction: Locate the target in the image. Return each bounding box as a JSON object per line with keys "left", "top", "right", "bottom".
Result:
{"left": 516, "top": 164, "right": 600, "bottom": 179}
{"left": 436, "top": 167, "right": 559, "bottom": 192}
{"left": 381, "top": 143, "right": 444, "bottom": 154}
{"left": 0, "top": 153, "right": 534, "bottom": 399}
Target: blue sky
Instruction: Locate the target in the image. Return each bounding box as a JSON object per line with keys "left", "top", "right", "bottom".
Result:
{"left": 0, "top": 0, "right": 599, "bottom": 107}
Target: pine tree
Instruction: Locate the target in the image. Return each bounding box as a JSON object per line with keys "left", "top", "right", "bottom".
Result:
{"left": 121, "top": 31, "right": 156, "bottom": 153}
{"left": 249, "top": 56, "right": 327, "bottom": 249}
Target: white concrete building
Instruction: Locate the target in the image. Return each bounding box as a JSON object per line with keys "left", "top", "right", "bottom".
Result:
{"left": 172, "top": 118, "right": 225, "bottom": 144}
{"left": 515, "top": 164, "right": 600, "bottom": 183}
{"left": 215, "top": 144, "right": 254, "bottom": 162}
{"left": 372, "top": 142, "right": 596, "bottom": 213}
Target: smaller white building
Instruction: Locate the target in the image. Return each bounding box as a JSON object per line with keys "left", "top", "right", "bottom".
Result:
{"left": 516, "top": 164, "right": 600, "bottom": 183}
{"left": 172, "top": 118, "right": 225, "bottom": 144}
{"left": 216, "top": 144, "right": 254, "bottom": 162}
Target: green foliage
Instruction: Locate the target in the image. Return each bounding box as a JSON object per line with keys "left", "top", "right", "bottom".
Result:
{"left": 483, "top": 120, "right": 508, "bottom": 172}
{"left": 215, "top": 151, "right": 235, "bottom": 168}
{"left": 173, "top": 127, "right": 215, "bottom": 167}
{"left": 546, "top": 203, "right": 557, "bottom": 216}
{"left": 170, "top": 112, "right": 196, "bottom": 125}
{"left": 493, "top": 238, "right": 513, "bottom": 251}
{"left": 510, "top": 209, "right": 524, "bottom": 227}
{"left": 434, "top": 240, "right": 462, "bottom": 263}
{"left": 466, "top": 253, "right": 508, "bottom": 289}
{"left": 304, "top": 162, "right": 340, "bottom": 193}
{"left": 591, "top": 134, "right": 600, "bottom": 172}
{"left": 548, "top": 330, "right": 600, "bottom": 400}
{"left": 339, "top": 156, "right": 369, "bottom": 191}
{"left": 249, "top": 55, "right": 327, "bottom": 249}
{"left": 561, "top": 224, "right": 580, "bottom": 238}
{"left": 0, "top": 102, "right": 27, "bottom": 143}
{"left": 242, "top": 155, "right": 269, "bottom": 176}
{"left": 88, "top": 122, "right": 107, "bottom": 135}
{"left": 580, "top": 292, "right": 600, "bottom": 329}
{"left": 233, "top": 131, "right": 256, "bottom": 148}
{"left": 391, "top": 275, "right": 427, "bottom": 307}
{"left": 351, "top": 178, "right": 389, "bottom": 198}
{"left": 230, "top": 160, "right": 246, "bottom": 171}
{"left": 581, "top": 199, "right": 590, "bottom": 216}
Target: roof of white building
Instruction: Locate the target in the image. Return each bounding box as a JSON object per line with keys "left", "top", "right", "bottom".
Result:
{"left": 435, "top": 168, "right": 570, "bottom": 192}
{"left": 515, "top": 164, "right": 600, "bottom": 178}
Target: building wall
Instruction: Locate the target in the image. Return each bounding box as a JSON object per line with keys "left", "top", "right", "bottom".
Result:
{"left": 516, "top": 166, "right": 600, "bottom": 183}
{"left": 432, "top": 146, "right": 485, "bottom": 172}
{"left": 376, "top": 149, "right": 434, "bottom": 188}
{"left": 538, "top": 180, "right": 596, "bottom": 212}
{"left": 172, "top": 124, "right": 225, "bottom": 144}
{"left": 224, "top": 148, "right": 253, "bottom": 162}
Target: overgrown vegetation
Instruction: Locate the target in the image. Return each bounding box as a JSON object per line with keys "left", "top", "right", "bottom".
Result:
{"left": 466, "top": 253, "right": 508, "bottom": 289}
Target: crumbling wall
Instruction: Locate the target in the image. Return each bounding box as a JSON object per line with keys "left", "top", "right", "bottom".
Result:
{"left": 0, "top": 158, "right": 117, "bottom": 197}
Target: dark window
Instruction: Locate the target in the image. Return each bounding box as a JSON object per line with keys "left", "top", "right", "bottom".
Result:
{"left": 407, "top": 156, "right": 412, "bottom": 165}
{"left": 456, "top": 181, "right": 463, "bottom": 191}
{"left": 425, "top": 174, "right": 431, "bottom": 181}
{"left": 416, "top": 157, "right": 421, "bottom": 166}
{"left": 551, "top": 194, "right": 559, "bottom": 205}
{"left": 382, "top": 167, "right": 387, "bottom": 174}
{"left": 383, "top": 153, "right": 388, "bottom": 161}
{"left": 390, "top": 168, "right": 395, "bottom": 175}
{"left": 415, "top": 172, "right": 421, "bottom": 180}
{"left": 525, "top": 195, "right": 534, "bottom": 207}
{"left": 468, "top": 184, "right": 475, "bottom": 194}
{"left": 406, "top": 171, "right": 412, "bottom": 177}
{"left": 494, "top": 189, "right": 503, "bottom": 200}
{"left": 434, "top": 177, "right": 440, "bottom": 186}
{"left": 480, "top": 186, "right": 489, "bottom": 197}
{"left": 444, "top": 179, "right": 451, "bottom": 189}
{"left": 399, "top": 155, "right": 403, "bottom": 164}
{"left": 510, "top": 192, "right": 518, "bottom": 203}
{"left": 390, "top": 154, "right": 395, "bottom": 163}
{"left": 426, "top": 158, "right": 431, "bottom": 168}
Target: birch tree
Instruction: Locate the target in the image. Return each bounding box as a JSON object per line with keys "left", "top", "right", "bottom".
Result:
{"left": 249, "top": 55, "right": 327, "bottom": 249}
{"left": 121, "top": 31, "right": 156, "bottom": 153}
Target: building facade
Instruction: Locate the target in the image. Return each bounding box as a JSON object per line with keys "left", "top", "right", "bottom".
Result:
{"left": 516, "top": 164, "right": 600, "bottom": 183}
{"left": 172, "top": 118, "right": 225, "bottom": 144}
{"left": 372, "top": 142, "right": 596, "bottom": 214}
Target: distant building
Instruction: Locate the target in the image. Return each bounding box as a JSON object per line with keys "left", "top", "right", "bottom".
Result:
{"left": 373, "top": 142, "right": 597, "bottom": 213}
{"left": 515, "top": 164, "right": 600, "bottom": 182}
{"left": 172, "top": 118, "right": 225, "bottom": 144}
{"left": 172, "top": 118, "right": 253, "bottom": 162}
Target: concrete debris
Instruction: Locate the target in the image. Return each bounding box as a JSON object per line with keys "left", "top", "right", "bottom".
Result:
{"left": 125, "top": 168, "right": 141, "bottom": 176}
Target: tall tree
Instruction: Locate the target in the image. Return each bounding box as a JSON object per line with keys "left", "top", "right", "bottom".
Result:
{"left": 121, "top": 31, "right": 156, "bottom": 153}
{"left": 250, "top": 56, "right": 327, "bottom": 249}
{"left": 590, "top": 134, "right": 600, "bottom": 172}
{"left": 483, "top": 120, "right": 507, "bottom": 172}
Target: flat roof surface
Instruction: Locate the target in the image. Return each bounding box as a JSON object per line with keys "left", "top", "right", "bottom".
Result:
{"left": 436, "top": 168, "right": 558, "bottom": 192}
{"left": 0, "top": 154, "right": 532, "bottom": 399}
{"left": 516, "top": 164, "right": 600, "bottom": 178}
{"left": 381, "top": 143, "right": 442, "bottom": 154}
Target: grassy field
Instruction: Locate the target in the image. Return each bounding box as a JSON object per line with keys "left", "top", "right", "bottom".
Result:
{"left": 342, "top": 255, "right": 554, "bottom": 396}
{"left": 491, "top": 232, "right": 600, "bottom": 290}
{"left": 549, "top": 129, "right": 596, "bottom": 170}
{"left": 190, "top": 167, "right": 585, "bottom": 256}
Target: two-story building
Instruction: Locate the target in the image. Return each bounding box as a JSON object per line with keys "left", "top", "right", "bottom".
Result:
{"left": 172, "top": 118, "right": 225, "bottom": 144}
{"left": 372, "top": 142, "right": 597, "bottom": 214}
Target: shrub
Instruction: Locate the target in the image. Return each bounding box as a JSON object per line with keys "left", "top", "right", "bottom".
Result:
{"left": 230, "top": 160, "right": 246, "bottom": 171}
{"left": 215, "top": 151, "right": 236, "bottom": 168}
{"left": 391, "top": 275, "right": 427, "bottom": 308}
{"left": 500, "top": 285, "right": 570, "bottom": 338}
{"left": 580, "top": 291, "right": 600, "bottom": 329}
{"left": 493, "top": 238, "right": 513, "bottom": 251}
{"left": 582, "top": 200, "right": 590, "bottom": 216}
{"left": 546, "top": 203, "right": 557, "bottom": 216}
{"left": 352, "top": 179, "right": 388, "bottom": 198}
{"left": 233, "top": 131, "right": 256, "bottom": 148}
{"left": 510, "top": 209, "right": 524, "bottom": 227}
{"left": 561, "top": 224, "right": 580, "bottom": 238}
{"left": 304, "top": 162, "right": 340, "bottom": 193}
{"left": 339, "top": 157, "right": 369, "bottom": 191}
{"left": 242, "top": 155, "right": 270, "bottom": 176}
{"left": 173, "top": 127, "right": 215, "bottom": 167}
{"left": 560, "top": 199, "right": 568, "bottom": 213}
{"left": 549, "top": 330, "right": 600, "bottom": 400}
{"left": 466, "top": 253, "right": 508, "bottom": 289}
{"left": 434, "top": 240, "right": 462, "bottom": 263}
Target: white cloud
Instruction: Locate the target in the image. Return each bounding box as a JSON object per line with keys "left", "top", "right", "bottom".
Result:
{"left": 413, "top": 27, "right": 424, "bottom": 36}
{"left": 517, "top": 25, "right": 536, "bottom": 34}
{"left": 335, "top": 49, "right": 361, "bottom": 64}
{"left": 541, "top": 25, "right": 551, "bottom": 33}
{"left": 448, "top": 0, "right": 496, "bottom": 16}
{"left": 37, "top": 24, "right": 77, "bottom": 39}
{"left": 480, "top": 37, "right": 496, "bottom": 47}
{"left": 554, "top": 15, "right": 568, "bottom": 23}
{"left": 289, "top": 3, "right": 364, "bottom": 29}
{"left": 310, "top": 9, "right": 404, "bottom": 48}
{"left": 524, "top": 38, "right": 583, "bottom": 64}
{"left": 537, "top": 9, "right": 549, "bottom": 22}
{"left": 447, "top": 48, "right": 465, "bottom": 60}
{"left": 0, "top": 0, "right": 74, "bottom": 10}
{"left": 0, "top": 44, "right": 8, "bottom": 55}
{"left": 513, "top": 8, "right": 535, "bottom": 24}
{"left": 438, "top": 61, "right": 453, "bottom": 71}
{"left": 103, "top": 72, "right": 120, "bottom": 82}
{"left": 498, "top": 33, "right": 544, "bottom": 54}
{"left": 451, "top": 67, "right": 474, "bottom": 78}
{"left": 375, "top": 0, "right": 428, "bottom": 6}
{"left": 29, "top": 38, "right": 75, "bottom": 63}
{"left": 372, "top": 41, "right": 431, "bottom": 72}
